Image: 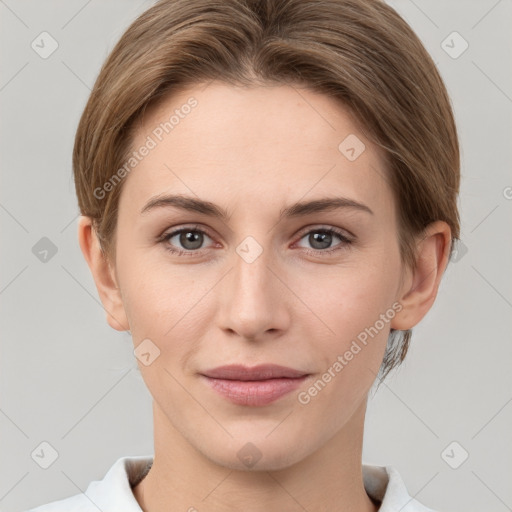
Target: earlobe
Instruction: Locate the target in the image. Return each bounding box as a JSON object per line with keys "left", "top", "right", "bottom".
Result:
{"left": 77, "top": 216, "right": 130, "bottom": 332}
{"left": 390, "top": 221, "right": 452, "bottom": 331}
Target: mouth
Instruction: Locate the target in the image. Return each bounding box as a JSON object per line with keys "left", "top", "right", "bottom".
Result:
{"left": 199, "top": 364, "right": 311, "bottom": 406}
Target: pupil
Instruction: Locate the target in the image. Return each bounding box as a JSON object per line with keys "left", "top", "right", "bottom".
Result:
{"left": 311, "top": 231, "right": 331, "bottom": 249}
{"left": 176, "top": 230, "right": 333, "bottom": 251}
{"left": 181, "top": 231, "right": 202, "bottom": 250}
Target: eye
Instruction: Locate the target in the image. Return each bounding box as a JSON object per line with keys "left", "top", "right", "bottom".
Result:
{"left": 158, "top": 225, "right": 214, "bottom": 256}
{"left": 295, "top": 227, "right": 353, "bottom": 256}
{"left": 158, "top": 225, "right": 354, "bottom": 257}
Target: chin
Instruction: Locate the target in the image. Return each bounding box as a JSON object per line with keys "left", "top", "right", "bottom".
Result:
{"left": 199, "top": 432, "right": 312, "bottom": 472}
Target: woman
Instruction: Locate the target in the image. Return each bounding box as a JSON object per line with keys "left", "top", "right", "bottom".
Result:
{"left": 29, "top": 0, "right": 459, "bottom": 510}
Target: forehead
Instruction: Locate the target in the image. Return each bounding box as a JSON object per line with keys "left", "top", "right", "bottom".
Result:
{"left": 121, "top": 81, "right": 393, "bottom": 218}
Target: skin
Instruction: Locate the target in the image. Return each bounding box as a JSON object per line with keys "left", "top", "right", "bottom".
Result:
{"left": 78, "top": 81, "right": 451, "bottom": 511}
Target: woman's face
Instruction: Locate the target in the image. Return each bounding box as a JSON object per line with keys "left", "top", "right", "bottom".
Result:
{"left": 111, "top": 81, "right": 408, "bottom": 470}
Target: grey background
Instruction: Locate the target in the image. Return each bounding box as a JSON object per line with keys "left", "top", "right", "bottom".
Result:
{"left": 1, "top": 0, "right": 511, "bottom": 510}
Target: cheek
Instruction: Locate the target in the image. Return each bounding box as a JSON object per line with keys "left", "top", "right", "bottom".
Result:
{"left": 299, "top": 257, "right": 400, "bottom": 379}
{"left": 300, "top": 255, "right": 400, "bottom": 334}
{"left": 119, "top": 227, "right": 400, "bottom": 348}
{"left": 297, "top": 269, "right": 397, "bottom": 417}
{"left": 118, "top": 253, "right": 212, "bottom": 355}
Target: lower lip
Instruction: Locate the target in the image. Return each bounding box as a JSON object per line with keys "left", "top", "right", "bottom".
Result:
{"left": 200, "top": 375, "right": 309, "bottom": 406}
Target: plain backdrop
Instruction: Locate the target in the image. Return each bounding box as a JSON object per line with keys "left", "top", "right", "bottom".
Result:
{"left": 1, "top": 1, "right": 511, "bottom": 511}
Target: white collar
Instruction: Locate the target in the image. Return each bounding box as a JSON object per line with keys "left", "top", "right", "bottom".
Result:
{"left": 29, "top": 455, "right": 437, "bottom": 511}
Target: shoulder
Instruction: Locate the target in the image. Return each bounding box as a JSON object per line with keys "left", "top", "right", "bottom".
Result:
{"left": 26, "top": 455, "right": 154, "bottom": 512}
{"left": 363, "top": 464, "right": 439, "bottom": 512}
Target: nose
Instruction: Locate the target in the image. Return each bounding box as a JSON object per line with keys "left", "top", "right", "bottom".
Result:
{"left": 217, "top": 242, "right": 290, "bottom": 341}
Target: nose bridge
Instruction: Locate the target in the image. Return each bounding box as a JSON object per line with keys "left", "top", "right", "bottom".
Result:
{"left": 233, "top": 234, "right": 275, "bottom": 304}
{"left": 220, "top": 232, "right": 286, "bottom": 337}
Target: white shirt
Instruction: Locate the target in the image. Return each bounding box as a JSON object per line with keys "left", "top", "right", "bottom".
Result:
{"left": 27, "top": 455, "right": 437, "bottom": 511}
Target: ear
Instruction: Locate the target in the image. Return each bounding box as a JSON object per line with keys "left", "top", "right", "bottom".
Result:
{"left": 77, "top": 216, "right": 130, "bottom": 332}
{"left": 391, "top": 221, "right": 452, "bottom": 330}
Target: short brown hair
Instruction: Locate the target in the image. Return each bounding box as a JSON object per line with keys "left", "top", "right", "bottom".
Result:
{"left": 73, "top": 0, "right": 460, "bottom": 381}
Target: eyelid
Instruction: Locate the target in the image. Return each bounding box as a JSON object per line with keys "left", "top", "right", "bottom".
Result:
{"left": 159, "top": 223, "right": 212, "bottom": 237}
{"left": 294, "top": 224, "right": 354, "bottom": 241}
{"left": 158, "top": 224, "right": 215, "bottom": 244}
{"left": 158, "top": 223, "right": 355, "bottom": 259}
{"left": 292, "top": 225, "right": 354, "bottom": 256}
{"left": 159, "top": 224, "right": 352, "bottom": 244}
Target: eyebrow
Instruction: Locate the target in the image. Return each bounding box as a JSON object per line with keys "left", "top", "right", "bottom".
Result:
{"left": 140, "top": 194, "right": 374, "bottom": 220}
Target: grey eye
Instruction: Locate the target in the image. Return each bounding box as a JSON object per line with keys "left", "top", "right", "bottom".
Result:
{"left": 165, "top": 229, "right": 213, "bottom": 251}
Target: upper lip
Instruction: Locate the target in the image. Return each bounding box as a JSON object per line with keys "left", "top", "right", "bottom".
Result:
{"left": 200, "top": 364, "right": 309, "bottom": 381}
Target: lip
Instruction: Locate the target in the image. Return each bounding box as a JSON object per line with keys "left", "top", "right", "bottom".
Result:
{"left": 199, "top": 364, "right": 310, "bottom": 406}
{"left": 201, "top": 364, "right": 309, "bottom": 380}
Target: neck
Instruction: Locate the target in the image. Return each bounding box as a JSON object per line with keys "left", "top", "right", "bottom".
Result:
{"left": 133, "top": 399, "right": 379, "bottom": 512}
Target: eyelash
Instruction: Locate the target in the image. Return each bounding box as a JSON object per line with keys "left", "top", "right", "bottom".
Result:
{"left": 157, "top": 224, "right": 354, "bottom": 258}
